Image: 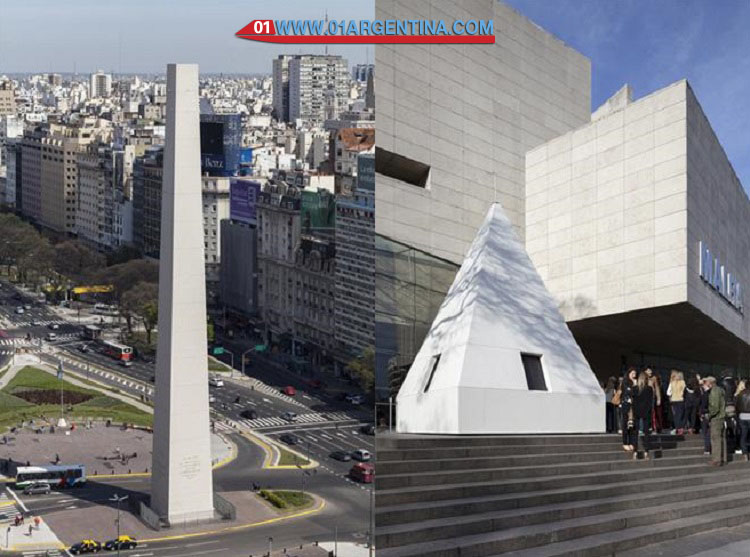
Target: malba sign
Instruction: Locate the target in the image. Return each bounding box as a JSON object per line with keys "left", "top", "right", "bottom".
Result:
{"left": 699, "top": 241, "right": 743, "bottom": 314}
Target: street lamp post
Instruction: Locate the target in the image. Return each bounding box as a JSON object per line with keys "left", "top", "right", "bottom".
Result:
{"left": 110, "top": 494, "right": 128, "bottom": 557}
{"left": 223, "top": 348, "right": 235, "bottom": 378}
{"left": 57, "top": 359, "right": 66, "bottom": 428}
{"left": 369, "top": 487, "right": 375, "bottom": 557}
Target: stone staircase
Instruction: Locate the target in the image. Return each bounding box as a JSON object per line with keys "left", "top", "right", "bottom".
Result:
{"left": 375, "top": 433, "right": 750, "bottom": 556}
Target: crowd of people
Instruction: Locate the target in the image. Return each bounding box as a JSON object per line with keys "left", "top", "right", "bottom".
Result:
{"left": 603, "top": 368, "right": 750, "bottom": 466}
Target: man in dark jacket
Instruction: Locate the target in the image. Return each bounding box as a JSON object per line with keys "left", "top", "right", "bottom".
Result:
{"left": 737, "top": 384, "right": 750, "bottom": 461}
{"left": 706, "top": 377, "right": 726, "bottom": 466}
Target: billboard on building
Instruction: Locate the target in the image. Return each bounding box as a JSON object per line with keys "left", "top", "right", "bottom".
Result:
{"left": 230, "top": 179, "right": 261, "bottom": 225}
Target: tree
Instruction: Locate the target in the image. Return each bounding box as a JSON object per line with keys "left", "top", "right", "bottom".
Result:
{"left": 95, "top": 258, "right": 158, "bottom": 305}
{"left": 121, "top": 282, "right": 159, "bottom": 345}
{"left": 54, "top": 241, "right": 105, "bottom": 284}
{"left": 347, "top": 346, "right": 375, "bottom": 392}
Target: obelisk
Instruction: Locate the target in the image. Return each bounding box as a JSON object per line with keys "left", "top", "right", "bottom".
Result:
{"left": 151, "top": 63, "right": 214, "bottom": 523}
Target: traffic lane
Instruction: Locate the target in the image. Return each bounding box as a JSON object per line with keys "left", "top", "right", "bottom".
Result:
{"left": 70, "top": 348, "right": 306, "bottom": 418}
{"left": 265, "top": 426, "right": 374, "bottom": 477}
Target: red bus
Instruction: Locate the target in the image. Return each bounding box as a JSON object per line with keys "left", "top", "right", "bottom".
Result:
{"left": 349, "top": 462, "right": 374, "bottom": 484}
{"left": 101, "top": 340, "right": 133, "bottom": 361}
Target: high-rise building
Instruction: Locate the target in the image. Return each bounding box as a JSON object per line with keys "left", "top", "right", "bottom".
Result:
{"left": 133, "top": 146, "right": 164, "bottom": 257}
{"left": 20, "top": 122, "right": 101, "bottom": 233}
{"left": 257, "top": 182, "right": 302, "bottom": 344}
{"left": 200, "top": 113, "right": 242, "bottom": 177}
{"left": 352, "top": 63, "right": 374, "bottom": 82}
{"left": 89, "top": 71, "right": 112, "bottom": 98}
{"left": 77, "top": 143, "right": 116, "bottom": 249}
{"left": 76, "top": 142, "right": 134, "bottom": 251}
{"left": 47, "top": 73, "right": 62, "bottom": 87}
{"left": 285, "top": 55, "right": 349, "bottom": 124}
{"left": 4, "top": 139, "right": 22, "bottom": 209}
{"left": 201, "top": 176, "right": 231, "bottom": 299}
{"left": 0, "top": 80, "right": 16, "bottom": 116}
{"left": 220, "top": 219, "right": 258, "bottom": 317}
{"left": 0, "top": 115, "right": 23, "bottom": 169}
{"left": 375, "top": 0, "right": 592, "bottom": 396}
{"left": 272, "top": 55, "right": 294, "bottom": 122}
{"left": 133, "top": 146, "right": 231, "bottom": 288}
{"left": 335, "top": 153, "right": 375, "bottom": 358}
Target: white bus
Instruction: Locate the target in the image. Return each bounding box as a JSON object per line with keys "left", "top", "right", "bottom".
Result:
{"left": 14, "top": 464, "right": 86, "bottom": 489}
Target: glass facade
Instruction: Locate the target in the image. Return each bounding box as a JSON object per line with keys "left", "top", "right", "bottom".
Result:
{"left": 375, "top": 234, "right": 459, "bottom": 399}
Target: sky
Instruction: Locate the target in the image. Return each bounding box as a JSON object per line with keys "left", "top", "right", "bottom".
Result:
{"left": 0, "top": 0, "right": 748, "bottom": 187}
{"left": 0, "top": 0, "right": 374, "bottom": 74}
{"left": 505, "top": 0, "right": 750, "bottom": 191}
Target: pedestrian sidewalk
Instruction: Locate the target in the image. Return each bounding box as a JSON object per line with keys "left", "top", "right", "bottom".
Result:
{"left": 3, "top": 490, "right": 65, "bottom": 552}
{"left": 318, "top": 541, "right": 371, "bottom": 557}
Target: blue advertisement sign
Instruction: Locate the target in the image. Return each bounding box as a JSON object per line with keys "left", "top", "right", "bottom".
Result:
{"left": 230, "top": 179, "right": 261, "bottom": 225}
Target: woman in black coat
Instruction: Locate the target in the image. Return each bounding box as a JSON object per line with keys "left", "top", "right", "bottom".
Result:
{"left": 620, "top": 368, "right": 638, "bottom": 452}
{"left": 632, "top": 371, "right": 655, "bottom": 460}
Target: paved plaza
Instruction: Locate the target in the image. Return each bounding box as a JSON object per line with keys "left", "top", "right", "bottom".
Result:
{"left": 1, "top": 424, "right": 233, "bottom": 478}
{"left": 41, "top": 487, "right": 309, "bottom": 546}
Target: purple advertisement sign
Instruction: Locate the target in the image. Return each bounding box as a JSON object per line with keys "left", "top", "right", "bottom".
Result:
{"left": 230, "top": 179, "right": 261, "bottom": 225}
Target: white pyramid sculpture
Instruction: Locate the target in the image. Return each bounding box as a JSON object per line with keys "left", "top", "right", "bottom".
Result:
{"left": 397, "top": 204, "right": 604, "bottom": 434}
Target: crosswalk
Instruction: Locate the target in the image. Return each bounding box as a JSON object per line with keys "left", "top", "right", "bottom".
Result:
{"left": 22, "top": 551, "right": 63, "bottom": 557}
{"left": 0, "top": 334, "right": 80, "bottom": 355}
{"left": 250, "top": 380, "right": 306, "bottom": 407}
{"left": 3, "top": 319, "right": 70, "bottom": 329}
{"left": 55, "top": 354, "right": 153, "bottom": 395}
{"left": 235, "top": 411, "right": 354, "bottom": 430}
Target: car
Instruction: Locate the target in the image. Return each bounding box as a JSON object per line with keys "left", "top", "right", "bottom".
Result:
{"left": 309, "top": 379, "right": 325, "bottom": 389}
{"left": 23, "top": 482, "right": 51, "bottom": 495}
{"left": 48, "top": 323, "right": 60, "bottom": 330}
{"left": 23, "top": 304, "right": 31, "bottom": 310}
{"left": 282, "top": 385, "right": 296, "bottom": 396}
{"left": 69, "top": 539, "right": 102, "bottom": 554}
{"left": 78, "top": 344, "right": 90, "bottom": 353}
{"left": 45, "top": 333, "right": 57, "bottom": 342}
{"left": 360, "top": 424, "right": 376, "bottom": 435}
{"left": 14, "top": 307, "right": 24, "bottom": 315}
{"left": 348, "top": 395, "right": 365, "bottom": 405}
{"left": 119, "top": 360, "right": 133, "bottom": 367}
{"left": 208, "top": 375, "right": 224, "bottom": 388}
{"left": 330, "top": 450, "right": 352, "bottom": 462}
{"left": 104, "top": 535, "right": 137, "bottom": 551}
{"left": 280, "top": 433, "right": 300, "bottom": 445}
{"left": 240, "top": 409, "right": 258, "bottom": 420}
{"left": 282, "top": 411, "right": 298, "bottom": 422}
{"left": 30, "top": 320, "right": 40, "bottom": 326}
{"left": 349, "top": 462, "right": 375, "bottom": 483}
{"left": 0, "top": 512, "right": 11, "bottom": 522}
{"left": 208, "top": 394, "right": 216, "bottom": 403}
{"left": 352, "top": 449, "right": 372, "bottom": 462}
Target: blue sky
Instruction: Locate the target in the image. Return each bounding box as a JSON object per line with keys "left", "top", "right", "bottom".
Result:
{"left": 505, "top": 0, "right": 750, "bottom": 191}
{"left": 0, "top": 1, "right": 747, "bottom": 188}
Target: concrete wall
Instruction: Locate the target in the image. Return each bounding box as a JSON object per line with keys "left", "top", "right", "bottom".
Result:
{"left": 685, "top": 85, "right": 750, "bottom": 344}
{"left": 525, "top": 80, "right": 690, "bottom": 321}
{"left": 526, "top": 79, "right": 750, "bottom": 348}
{"left": 375, "top": 0, "right": 591, "bottom": 264}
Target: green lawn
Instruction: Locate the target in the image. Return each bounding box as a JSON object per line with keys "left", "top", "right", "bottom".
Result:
{"left": 277, "top": 447, "right": 311, "bottom": 466}
{"left": 6, "top": 366, "right": 95, "bottom": 394}
{"left": 259, "top": 489, "right": 314, "bottom": 510}
{"left": 208, "top": 357, "right": 232, "bottom": 373}
{"left": 0, "top": 366, "right": 152, "bottom": 428}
